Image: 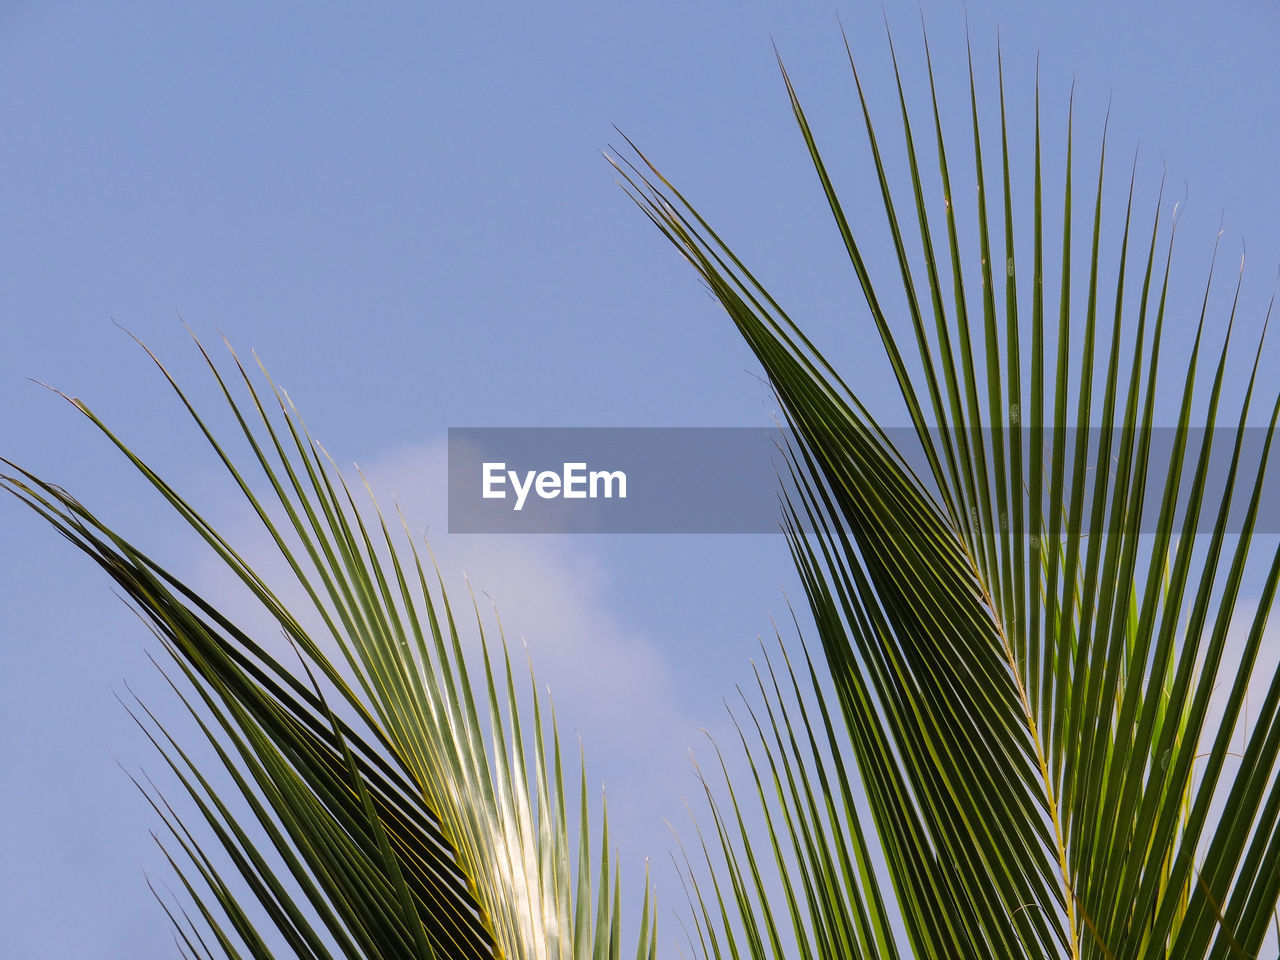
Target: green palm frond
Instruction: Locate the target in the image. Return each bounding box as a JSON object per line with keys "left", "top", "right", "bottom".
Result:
{"left": 5, "top": 24, "right": 1280, "bottom": 960}
{"left": 2, "top": 334, "right": 656, "bottom": 960}
{"left": 614, "top": 27, "right": 1280, "bottom": 960}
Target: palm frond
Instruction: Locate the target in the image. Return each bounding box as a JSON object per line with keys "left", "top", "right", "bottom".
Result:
{"left": 1, "top": 333, "right": 655, "bottom": 960}
{"left": 614, "top": 26, "right": 1280, "bottom": 960}
{"left": 7, "top": 24, "right": 1280, "bottom": 960}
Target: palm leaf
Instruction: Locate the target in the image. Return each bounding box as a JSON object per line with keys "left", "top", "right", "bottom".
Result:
{"left": 614, "top": 25, "right": 1280, "bottom": 960}
{"left": 6, "top": 24, "right": 1280, "bottom": 960}
{"left": 2, "top": 333, "right": 655, "bottom": 960}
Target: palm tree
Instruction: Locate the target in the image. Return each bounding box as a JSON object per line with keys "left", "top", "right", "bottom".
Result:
{"left": 5, "top": 27, "right": 1280, "bottom": 960}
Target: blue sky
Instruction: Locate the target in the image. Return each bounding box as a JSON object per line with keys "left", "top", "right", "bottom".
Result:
{"left": 2, "top": 2, "right": 1279, "bottom": 956}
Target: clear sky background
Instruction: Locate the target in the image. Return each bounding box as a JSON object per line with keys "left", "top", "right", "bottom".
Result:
{"left": 2, "top": 2, "right": 1278, "bottom": 957}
